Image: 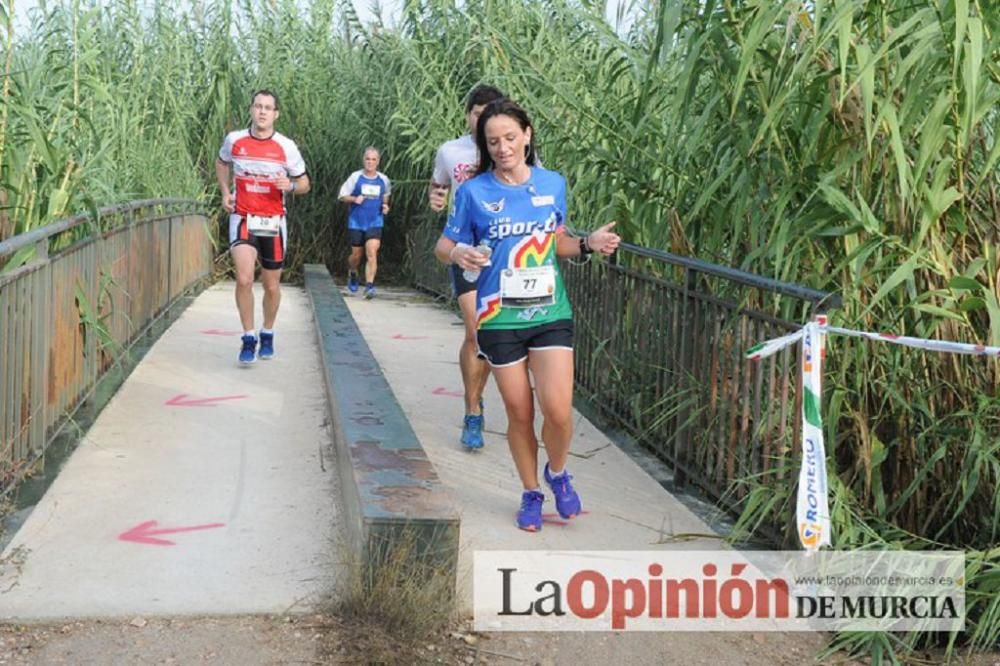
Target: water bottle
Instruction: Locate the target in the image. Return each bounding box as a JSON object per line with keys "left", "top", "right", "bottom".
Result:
{"left": 462, "top": 242, "right": 493, "bottom": 282}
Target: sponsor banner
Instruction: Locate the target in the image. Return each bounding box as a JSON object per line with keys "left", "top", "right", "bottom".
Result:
{"left": 745, "top": 319, "right": 1000, "bottom": 550}
{"left": 798, "top": 320, "right": 831, "bottom": 551}
{"left": 745, "top": 324, "right": 1000, "bottom": 362}
{"left": 474, "top": 550, "right": 965, "bottom": 632}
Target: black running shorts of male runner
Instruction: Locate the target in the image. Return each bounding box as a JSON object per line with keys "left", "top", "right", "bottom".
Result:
{"left": 451, "top": 264, "right": 479, "bottom": 297}
{"left": 229, "top": 214, "right": 286, "bottom": 271}
{"left": 476, "top": 319, "right": 574, "bottom": 367}
{"left": 348, "top": 227, "right": 383, "bottom": 247}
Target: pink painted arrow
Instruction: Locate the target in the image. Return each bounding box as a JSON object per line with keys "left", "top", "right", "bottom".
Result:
{"left": 200, "top": 329, "right": 242, "bottom": 336}
{"left": 432, "top": 387, "right": 464, "bottom": 397}
{"left": 392, "top": 333, "right": 429, "bottom": 340}
{"left": 164, "top": 393, "right": 248, "bottom": 407}
{"left": 118, "top": 520, "right": 226, "bottom": 546}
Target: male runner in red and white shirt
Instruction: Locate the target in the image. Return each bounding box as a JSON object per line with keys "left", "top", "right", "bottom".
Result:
{"left": 216, "top": 89, "right": 310, "bottom": 365}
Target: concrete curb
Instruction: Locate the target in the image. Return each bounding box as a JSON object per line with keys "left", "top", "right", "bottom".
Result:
{"left": 304, "top": 264, "right": 459, "bottom": 582}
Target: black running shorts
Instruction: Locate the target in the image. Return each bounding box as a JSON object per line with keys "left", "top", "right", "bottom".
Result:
{"left": 348, "top": 227, "right": 383, "bottom": 247}
{"left": 476, "top": 319, "right": 574, "bottom": 367}
{"left": 229, "top": 214, "right": 286, "bottom": 270}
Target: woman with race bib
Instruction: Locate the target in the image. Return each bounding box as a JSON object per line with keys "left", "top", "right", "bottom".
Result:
{"left": 434, "top": 98, "right": 620, "bottom": 532}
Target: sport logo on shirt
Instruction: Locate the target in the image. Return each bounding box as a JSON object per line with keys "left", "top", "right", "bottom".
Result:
{"left": 481, "top": 198, "right": 505, "bottom": 213}
{"left": 453, "top": 163, "right": 476, "bottom": 184}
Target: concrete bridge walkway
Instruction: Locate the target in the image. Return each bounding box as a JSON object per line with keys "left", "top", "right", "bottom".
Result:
{"left": 1, "top": 280, "right": 716, "bottom": 618}
{"left": 340, "top": 287, "right": 720, "bottom": 608}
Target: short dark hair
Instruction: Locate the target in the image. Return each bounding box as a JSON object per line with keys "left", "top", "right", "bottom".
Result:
{"left": 465, "top": 84, "right": 504, "bottom": 113}
{"left": 475, "top": 98, "right": 538, "bottom": 175}
{"left": 250, "top": 89, "right": 280, "bottom": 111}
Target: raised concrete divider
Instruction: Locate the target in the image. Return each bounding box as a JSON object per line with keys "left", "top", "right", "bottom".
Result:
{"left": 303, "top": 264, "right": 459, "bottom": 581}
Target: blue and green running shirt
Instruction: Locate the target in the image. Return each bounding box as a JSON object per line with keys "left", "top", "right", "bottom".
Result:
{"left": 444, "top": 167, "right": 573, "bottom": 330}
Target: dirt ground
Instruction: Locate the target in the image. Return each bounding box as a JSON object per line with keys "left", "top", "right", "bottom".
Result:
{"left": 3, "top": 614, "right": 998, "bottom": 665}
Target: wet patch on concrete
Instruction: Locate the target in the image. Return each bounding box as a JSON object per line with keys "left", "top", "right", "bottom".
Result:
{"left": 350, "top": 440, "right": 436, "bottom": 481}
{"left": 371, "top": 485, "right": 452, "bottom": 515}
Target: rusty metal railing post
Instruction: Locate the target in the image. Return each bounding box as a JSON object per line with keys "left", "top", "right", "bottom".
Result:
{"left": 673, "top": 266, "right": 698, "bottom": 487}
{"left": 0, "top": 199, "right": 211, "bottom": 499}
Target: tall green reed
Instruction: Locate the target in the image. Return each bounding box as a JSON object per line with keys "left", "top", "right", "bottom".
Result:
{"left": 1, "top": 0, "right": 996, "bottom": 655}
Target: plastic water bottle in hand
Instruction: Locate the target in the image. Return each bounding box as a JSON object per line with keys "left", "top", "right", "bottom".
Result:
{"left": 463, "top": 242, "right": 492, "bottom": 282}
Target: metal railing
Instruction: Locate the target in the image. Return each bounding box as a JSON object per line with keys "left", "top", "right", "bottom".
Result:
{"left": 409, "top": 213, "right": 452, "bottom": 298}
{"left": 406, "top": 215, "right": 840, "bottom": 515}
{"left": 0, "top": 199, "right": 213, "bottom": 497}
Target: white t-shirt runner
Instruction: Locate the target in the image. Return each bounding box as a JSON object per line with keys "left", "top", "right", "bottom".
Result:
{"left": 432, "top": 134, "right": 478, "bottom": 192}
{"left": 431, "top": 133, "right": 542, "bottom": 193}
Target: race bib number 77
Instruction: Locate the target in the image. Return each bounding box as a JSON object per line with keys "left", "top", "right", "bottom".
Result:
{"left": 500, "top": 266, "right": 556, "bottom": 308}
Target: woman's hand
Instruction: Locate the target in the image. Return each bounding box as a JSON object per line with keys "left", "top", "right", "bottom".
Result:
{"left": 449, "top": 243, "right": 491, "bottom": 271}
{"left": 587, "top": 221, "right": 621, "bottom": 256}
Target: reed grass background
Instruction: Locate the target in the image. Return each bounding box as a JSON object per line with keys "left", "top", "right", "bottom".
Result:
{"left": 1, "top": 0, "right": 997, "bottom": 658}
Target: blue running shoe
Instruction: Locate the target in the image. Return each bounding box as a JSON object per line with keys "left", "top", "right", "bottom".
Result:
{"left": 461, "top": 414, "right": 484, "bottom": 450}
{"left": 544, "top": 463, "right": 581, "bottom": 519}
{"left": 516, "top": 490, "right": 545, "bottom": 532}
{"left": 238, "top": 334, "right": 257, "bottom": 365}
{"left": 258, "top": 331, "right": 275, "bottom": 360}
{"left": 347, "top": 272, "right": 359, "bottom": 293}
{"left": 364, "top": 284, "right": 377, "bottom": 300}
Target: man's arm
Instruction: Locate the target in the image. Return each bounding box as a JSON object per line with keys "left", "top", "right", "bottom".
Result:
{"left": 216, "top": 159, "right": 234, "bottom": 212}
{"left": 338, "top": 172, "right": 363, "bottom": 205}
{"left": 273, "top": 172, "right": 309, "bottom": 195}
{"left": 290, "top": 174, "right": 310, "bottom": 195}
{"left": 428, "top": 181, "right": 450, "bottom": 212}
{"left": 428, "top": 145, "right": 451, "bottom": 211}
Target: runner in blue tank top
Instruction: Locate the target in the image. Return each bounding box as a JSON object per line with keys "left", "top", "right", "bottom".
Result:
{"left": 435, "top": 99, "right": 620, "bottom": 532}
{"left": 339, "top": 146, "right": 391, "bottom": 299}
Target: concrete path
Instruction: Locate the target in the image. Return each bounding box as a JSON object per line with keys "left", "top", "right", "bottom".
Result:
{"left": 0, "top": 281, "right": 721, "bottom": 622}
{"left": 342, "top": 287, "right": 721, "bottom": 612}
{"left": 0, "top": 283, "right": 340, "bottom": 619}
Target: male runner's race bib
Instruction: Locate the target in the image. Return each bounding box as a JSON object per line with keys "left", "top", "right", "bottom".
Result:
{"left": 500, "top": 266, "right": 556, "bottom": 308}
{"left": 247, "top": 214, "right": 282, "bottom": 237}
{"left": 361, "top": 184, "right": 381, "bottom": 198}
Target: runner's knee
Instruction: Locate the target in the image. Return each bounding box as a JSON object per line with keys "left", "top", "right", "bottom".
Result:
{"left": 542, "top": 408, "right": 572, "bottom": 432}
{"left": 505, "top": 403, "right": 534, "bottom": 428}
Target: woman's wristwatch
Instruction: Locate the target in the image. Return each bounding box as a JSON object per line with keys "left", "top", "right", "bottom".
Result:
{"left": 579, "top": 235, "right": 594, "bottom": 255}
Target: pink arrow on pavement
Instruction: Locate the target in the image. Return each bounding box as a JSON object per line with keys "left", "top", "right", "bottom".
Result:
{"left": 200, "top": 329, "right": 242, "bottom": 336}
{"left": 118, "top": 520, "right": 226, "bottom": 546}
{"left": 392, "top": 333, "right": 429, "bottom": 340}
{"left": 432, "top": 387, "right": 464, "bottom": 397}
{"left": 164, "top": 393, "right": 248, "bottom": 407}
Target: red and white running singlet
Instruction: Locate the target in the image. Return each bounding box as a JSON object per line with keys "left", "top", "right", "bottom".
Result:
{"left": 218, "top": 129, "right": 306, "bottom": 216}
